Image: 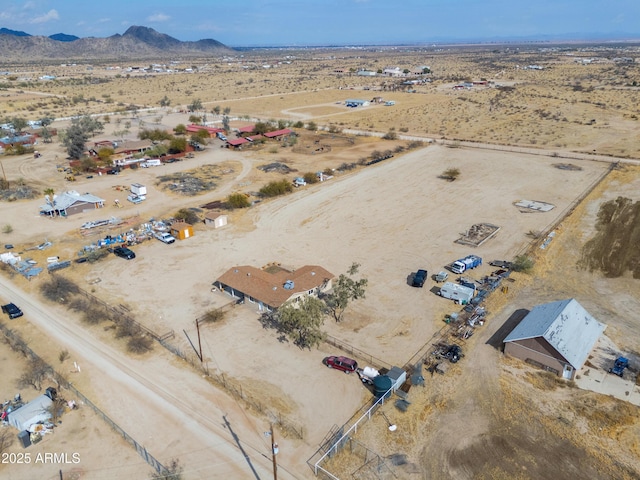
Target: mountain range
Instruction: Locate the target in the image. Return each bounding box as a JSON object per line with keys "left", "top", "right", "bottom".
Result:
{"left": 0, "top": 26, "right": 233, "bottom": 62}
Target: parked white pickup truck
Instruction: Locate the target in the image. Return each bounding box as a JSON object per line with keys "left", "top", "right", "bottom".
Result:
{"left": 153, "top": 231, "right": 176, "bottom": 244}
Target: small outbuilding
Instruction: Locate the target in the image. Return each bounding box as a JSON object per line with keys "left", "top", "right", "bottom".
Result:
{"left": 503, "top": 298, "right": 605, "bottom": 380}
{"left": 170, "top": 221, "right": 194, "bottom": 240}
{"left": 204, "top": 212, "right": 228, "bottom": 229}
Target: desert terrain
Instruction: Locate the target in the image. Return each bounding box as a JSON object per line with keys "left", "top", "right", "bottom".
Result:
{"left": 0, "top": 44, "right": 639, "bottom": 480}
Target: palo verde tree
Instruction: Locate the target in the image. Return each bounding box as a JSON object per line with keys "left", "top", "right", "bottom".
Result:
{"left": 277, "top": 296, "right": 327, "bottom": 349}
{"left": 322, "top": 262, "right": 368, "bottom": 322}
{"left": 62, "top": 115, "right": 104, "bottom": 159}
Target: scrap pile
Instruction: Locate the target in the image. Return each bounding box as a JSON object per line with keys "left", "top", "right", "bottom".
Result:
{"left": 0, "top": 251, "right": 43, "bottom": 279}
{"left": 427, "top": 266, "right": 513, "bottom": 375}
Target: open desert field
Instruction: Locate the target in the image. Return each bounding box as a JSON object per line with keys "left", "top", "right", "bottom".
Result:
{"left": 1, "top": 44, "right": 640, "bottom": 480}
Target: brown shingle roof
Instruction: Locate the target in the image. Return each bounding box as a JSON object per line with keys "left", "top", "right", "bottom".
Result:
{"left": 216, "top": 265, "right": 333, "bottom": 308}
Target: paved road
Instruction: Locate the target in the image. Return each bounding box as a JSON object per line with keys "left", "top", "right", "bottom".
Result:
{"left": 0, "top": 277, "right": 295, "bottom": 479}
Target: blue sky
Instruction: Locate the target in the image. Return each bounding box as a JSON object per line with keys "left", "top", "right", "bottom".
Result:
{"left": 1, "top": 0, "right": 639, "bottom": 46}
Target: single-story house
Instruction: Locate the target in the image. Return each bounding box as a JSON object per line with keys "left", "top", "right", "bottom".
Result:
{"left": 170, "top": 221, "right": 194, "bottom": 240}
{"left": 263, "top": 129, "right": 295, "bottom": 139}
{"left": 236, "top": 125, "right": 256, "bottom": 134}
{"left": 214, "top": 264, "right": 334, "bottom": 312}
{"left": 204, "top": 212, "right": 228, "bottom": 229}
{"left": 185, "top": 124, "right": 225, "bottom": 137}
{"left": 503, "top": 298, "right": 605, "bottom": 380}
{"left": 113, "top": 139, "right": 153, "bottom": 156}
{"left": 40, "top": 190, "right": 105, "bottom": 217}
{"left": 226, "top": 137, "right": 249, "bottom": 149}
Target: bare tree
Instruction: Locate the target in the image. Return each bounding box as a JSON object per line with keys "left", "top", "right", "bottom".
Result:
{"left": 17, "top": 357, "right": 52, "bottom": 391}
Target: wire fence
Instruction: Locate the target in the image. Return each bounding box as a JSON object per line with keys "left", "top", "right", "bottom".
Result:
{"left": 0, "top": 321, "right": 169, "bottom": 476}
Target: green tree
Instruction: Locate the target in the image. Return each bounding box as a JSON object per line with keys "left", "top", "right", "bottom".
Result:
{"left": 306, "top": 121, "right": 318, "bottom": 131}
{"left": 222, "top": 115, "right": 230, "bottom": 132}
{"left": 188, "top": 98, "right": 203, "bottom": 112}
{"left": 277, "top": 296, "right": 326, "bottom": 349}
{"left": 227, "top": 192, "right": 251, "bottom": 209}
{"left": 188, "top": 114, "right": 202, "bottom": 124}
{"left": 139, "top": 128, "right": 172, "bottom": 142}
{"left": 169, "top": 137, "right": 187, "bottom": 153}
{"left": 97, "top": 147, "right": 114, "bottom": 164}
{"left": 223, "top": 106, "right": 231, "bottom": 115}
{"left": 212, "top": 105, "right": 221, "bottom": 115}
{"left": 159, "top": 95, "right": 171, "bottom": 107}
{"left": 322, "top": 263, "right": 368, "bottom": 322}
{"left": 63, "top": 124, "right": 89, "bottom": 159}
{"left": 10, "top": 116, "right": 28, "bottom": 132}
{"left": 511, "top": 255, "right": 534, "bottom": 274}
{"left": 174, "top": 124, "right": 187, "bottom": 135}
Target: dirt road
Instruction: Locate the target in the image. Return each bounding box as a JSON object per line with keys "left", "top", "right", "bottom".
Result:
{"left": 0, "top": 277, "right": 298, "bottom": 480}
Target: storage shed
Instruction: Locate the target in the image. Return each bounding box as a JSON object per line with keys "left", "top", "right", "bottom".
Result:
{"left": 170, "top": 221, "right": 194, "bottom": 240}
{"left": 204, "top": 212, "right": 228, "bottom": 229}
{"left": 503, "top": 298, "right": 605, "bottom": 380}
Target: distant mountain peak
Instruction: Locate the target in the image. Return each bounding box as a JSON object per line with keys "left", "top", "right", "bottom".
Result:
{"left": 0, "top": 27, "right": 30, "bottom": 37}
{"left": 49, "top": 33, "right": 79, "bottom": 42}
{"left": 123, "top": 25, "right": 180, "bottom": 47}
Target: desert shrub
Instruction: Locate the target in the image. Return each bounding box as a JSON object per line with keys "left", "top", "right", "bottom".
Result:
{"left": 116, "top": 318, "right": 142, "bottom": 338}
{"left": 382, "top": 129, "right": 398, "bottom": 140}
{"left": 227, "top": 192, "right": 250, "bottom": 209}
{"left": 40, "top": 275, "right": 79, "bottom": 303}
{"left": 303, "top": 172, "right": 319, "bottom": 184}
{"left": 2, "top": 224, "right": 12, "bottom": 234}
{"left": 440, "top": 168, "right": 461, "bottom": 181}
{"left": 292, "top": 121, "right": 304, "bottom": 128}
{"left": 81, "top": 304, "right": 109, "bottom": 325}
{"left": 58, "top": 349, "right": 70, "bottom": 363}
{"left": 174, "top": 208, "right": 199, "bottom": 225}
{"left": 200, "top": 309, "right": 226, "bottom": 324}
{"left": 85, "top": 248, "right": 109, "bottom": 263}
{"left": 259, "top": 180, "right": 293, "bottom": 197}
{"left": 511, "top": 255, "right": 534, "bottom": 273}
{"left": 68, "top": 298, "right": 90, "bottom": 313}
{"left": 127, "top": 334, "right": 153, "bottom": 354}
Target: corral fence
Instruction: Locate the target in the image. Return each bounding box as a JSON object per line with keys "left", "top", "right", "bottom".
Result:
{"left": 308, "top": 386, "right": 396, "bottom": 479}
{"left": 0, "top": 321, "right": 170, "bottom": 476}
{"left": 324, "top": 334, "right": 392, "bottom": 372}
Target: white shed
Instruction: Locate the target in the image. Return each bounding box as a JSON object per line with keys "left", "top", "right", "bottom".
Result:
{"left": 204, "top": 212, "right": 228, "bottom": 229}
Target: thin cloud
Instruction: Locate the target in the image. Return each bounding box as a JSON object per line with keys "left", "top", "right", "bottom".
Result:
{"left": 147, "top": 13, "right": 170, "bottom": 22}
{"left": 22, "top": 1, "right": 37, "bottom": 10}
{"left": 97, "top": 18, "right": 111, "bottom": 23}
{"left": 30, "top": 9, "right": 59, "bottom": 24}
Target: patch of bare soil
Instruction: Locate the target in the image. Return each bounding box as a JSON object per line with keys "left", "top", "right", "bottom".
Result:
{"left": 155, "top": 163, "right": 234, "bottom": 196}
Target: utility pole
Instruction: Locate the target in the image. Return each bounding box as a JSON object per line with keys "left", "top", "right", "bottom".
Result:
{"left": 0, "top": 159, "right": 7, "bottom": 189}
{"left": 196, "top": 318, "right": 203, "bottom": 362}
{"left": 270, "top": 424, "right": 278, "bottom": 480}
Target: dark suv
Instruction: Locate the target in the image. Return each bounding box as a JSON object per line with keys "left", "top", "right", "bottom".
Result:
{"left": 2, "top": 303, "right": 23, "bottom": 319}
{"left": 113, "top": 246, "right": 136, "bottom": 260}
{"left": 412, "top": 269, "right": 428, "bottom": 288}
{"left": 323, "top": 356, "right": 358, "bottom": 374}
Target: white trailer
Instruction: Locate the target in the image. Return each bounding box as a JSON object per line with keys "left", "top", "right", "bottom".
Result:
{"left": 130, "top": 183, "right": 147, "bottom": 196}
{"left": 438, "top": 282, "right": 475, "bottom": 304}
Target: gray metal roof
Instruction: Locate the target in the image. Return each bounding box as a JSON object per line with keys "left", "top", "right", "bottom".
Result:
{"left": 504, "top": 298, "right": 605, "bottom": 369}
{"left": 7, "top": 394, "right": 52, "bottom": 431}
{"left": 40, "top": 190, "right": 105, "bottom": 213}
